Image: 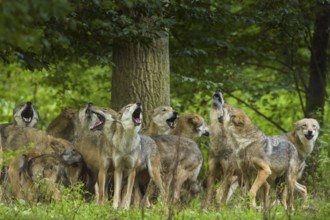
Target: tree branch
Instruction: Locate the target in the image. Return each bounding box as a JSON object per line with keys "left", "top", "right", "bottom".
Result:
{"left": 222, "top": 89, "right": 287, "bottom": 133}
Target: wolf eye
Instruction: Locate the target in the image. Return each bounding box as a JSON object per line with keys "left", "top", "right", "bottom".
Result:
{"left": 162, "top": 108, "right": 167, "bottom": 112}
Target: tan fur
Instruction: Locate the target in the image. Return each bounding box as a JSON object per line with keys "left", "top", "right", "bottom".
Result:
{"left": 279, "top": 118, "right": 320, "bottom": 201}
{"left": 71, "top": 104, "right": 116, "bottom": 202}
{"left": 47, "top": 108, "right": 78, "bottom": 142}
{"left": 170, "top": 113, "right": 209, "bottom": 140}
{"left": 144, "top": 106, "right": 178, "bottom": 135}
{"left": 3, "top": 126, "right": 76, "bottom": 201}
{"left": 222, "top": 105, "right": 299, "bottom": 210}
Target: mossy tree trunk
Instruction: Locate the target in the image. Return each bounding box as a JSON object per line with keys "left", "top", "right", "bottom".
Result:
{"left": 111, "top": 34, "right": 170, "bottom": 127}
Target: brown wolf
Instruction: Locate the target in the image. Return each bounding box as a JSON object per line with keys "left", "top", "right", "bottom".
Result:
{"left": 22, "top": 148, "right": 83, "bottom": 202}
{"left": 2, "top": 125, "right": 78, "bottom": 201}
{"left": 220, "top": 103, "right": 299, "bottom": 210}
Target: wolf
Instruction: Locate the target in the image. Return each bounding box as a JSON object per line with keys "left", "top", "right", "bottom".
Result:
{"left": 204, "top": 91, "right": 237, "bottom": 207}
{"left": 105, "top": 102, "right": 143, "bottom": 209}
{"left": 219, "top": 100, "right": 299, "bottom": 210}
{"left": 46, "top": 105, "right": 165, "bottom": 207}
{"left": 21, "top": 147, "right": 83, "bottom": 202}
{"left": 277, "top": 118, "right": 320, "bottom": 202}
{"left": 0, "top": 102, "right": 39, "bottom": 148}
{"left": 144, "top": 107, "right": 203, "bottom": 203}
{"left": 2, "top": 125, "right": 79, "bottom": 201}
{"left": 144, "top": 106, "right": 179, "bottom": 135}
{"left": 170, "top": 112, "right": 209, "bottom": 140}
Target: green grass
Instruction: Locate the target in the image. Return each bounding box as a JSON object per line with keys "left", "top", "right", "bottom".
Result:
{"left": 1, "top": 187, "right": 330, "bottom": 220}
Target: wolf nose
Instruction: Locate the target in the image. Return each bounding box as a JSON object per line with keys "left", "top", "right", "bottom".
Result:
{"left": 173, "top": 111, "right": 179, "bottom": 116}
{"left": 87, "top": 102, "right": 93, "bottom": 107}
{"left": 26, "top": 101, "right": 32, "bottom": 106}
{"left": 136, "top": 102, "right": 142, "bottom": 107}
{"left": 308, "top": 130, "right": 313, "bottom": 135}
{"left": 204, "top": 130, "right": 210, "bottom": 136}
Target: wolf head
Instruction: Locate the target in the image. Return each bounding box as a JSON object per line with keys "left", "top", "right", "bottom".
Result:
{"left": 294, "top": 118, "right": 320, "bottom": 142}
{"left": 173, "top": 113, "right": 209, "bottom": 139}
{"left": 151, "top": 106, "right": 179, "bottom": 134}
{"left": 119, "top": 102, "right": 143, "bottom": 130}
{"left": 212, "top": 90, "right": 224, "bottom": 110}
{"left": 13, "top": 102, "right": 39, "bottom": 127}
{"left": 76, "top": 103, "right": 107, "bottom": 133}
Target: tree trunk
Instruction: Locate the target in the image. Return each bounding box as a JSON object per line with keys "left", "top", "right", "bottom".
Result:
{"left": 111, "top": 34, "right": 170, "bottom": 127}
{"left": 305, "top": 1, "right": 330, "bottom": 124}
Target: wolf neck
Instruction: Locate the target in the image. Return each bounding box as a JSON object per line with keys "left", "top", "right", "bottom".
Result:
{"left": 146, "top": 122, "right": 169, "bottom": 135}
{"left": 113, "top": 122, "right": 140, "bottom": 153}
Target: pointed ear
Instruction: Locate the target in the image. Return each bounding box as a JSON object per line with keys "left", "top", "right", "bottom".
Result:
{"left": 294, "top": 120, "right": 303, "bottom": 130}
{"left": 312, "top": 119, "right": 320, "bottom": 129}
{"left": 188, "top": 115, "right": 200, "bottom": 126}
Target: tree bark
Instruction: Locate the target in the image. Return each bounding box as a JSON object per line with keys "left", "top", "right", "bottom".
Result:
{"left": 111, "top": 34, "right": 170, "bottom": 127}
{"left": 305, "top": 1, "right": 330, "bottom": 124}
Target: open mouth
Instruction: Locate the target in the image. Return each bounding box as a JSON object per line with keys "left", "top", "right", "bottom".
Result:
{"left": 132, "top": 107, "right": 142, "bottom": 126}
{"left": 89, "top": 111, "right": 106, "bottom": 130}
{"left": 21, "top": 105, "right": 34, "bottom": 123}
{"left": 304, "top": 134, "right": 314, "bottom": 140}
{"left": 166, "top": 114, "right": 178, "bottom": 129}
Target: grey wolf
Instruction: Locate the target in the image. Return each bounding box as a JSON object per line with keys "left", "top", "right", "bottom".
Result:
{"left": 170, "top": 112, "right": 209, "bottom": 140}
{"left": 0, "top": 102, "right": 39, "bottom": 150}
{"left": 204, "top": 91, "right": 236, "bottom": 207}
{"left": 13, "top": 102, "right": 39, "bottom": 128}
{"left": 145, "top": 107, "right": 203, "bottom": 203}
{"left": 144, "top": 106, "right": 178, "bottom": 135}
{"left": 219, "top": 98, "right": 299, "bottom": 210}
{"left": 105, "top": 102, "right": 143, "bottom": 209}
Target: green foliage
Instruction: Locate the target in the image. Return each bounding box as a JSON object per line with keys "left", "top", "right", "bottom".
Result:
{"left": 0, "top": 61, "right": 111, "bottom": 130}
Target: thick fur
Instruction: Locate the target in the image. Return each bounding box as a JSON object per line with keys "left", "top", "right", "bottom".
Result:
{"left": 145, "top": 107, "right": 203, "bottom": 203}
{"left": 221, "top": 105, "right": 299, "bottom": 210}
{"left": 2, "top": 126, "right": 78, "bottom": 201}
{"left": 22, "top": 148, "right": 83, "bottom": 202}
{"left": 144, "top": 106, "right": 179, "bottom": 135}
{"left": 107, "top": 102, "right": 142, "bottom": 209}
{"left": 170, "top": 112, "right": 209, "bottom": 140}
{"left": 71, "top": 104, "right": 115, "bottom": 201}
{"left": 152, "top": 135, "right": 203, "bottom": 202}
{"left": 204, "top": 91, "right": 237, "bottom": 207}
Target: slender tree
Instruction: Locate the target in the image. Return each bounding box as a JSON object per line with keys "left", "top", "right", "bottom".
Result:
{"left": 305, "top": 1, "right": 330, "bottom": 124}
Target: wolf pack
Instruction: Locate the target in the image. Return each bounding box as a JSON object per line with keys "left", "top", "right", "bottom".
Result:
{"left": 0, "top": 91, "right": 320, "bottom": 211}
